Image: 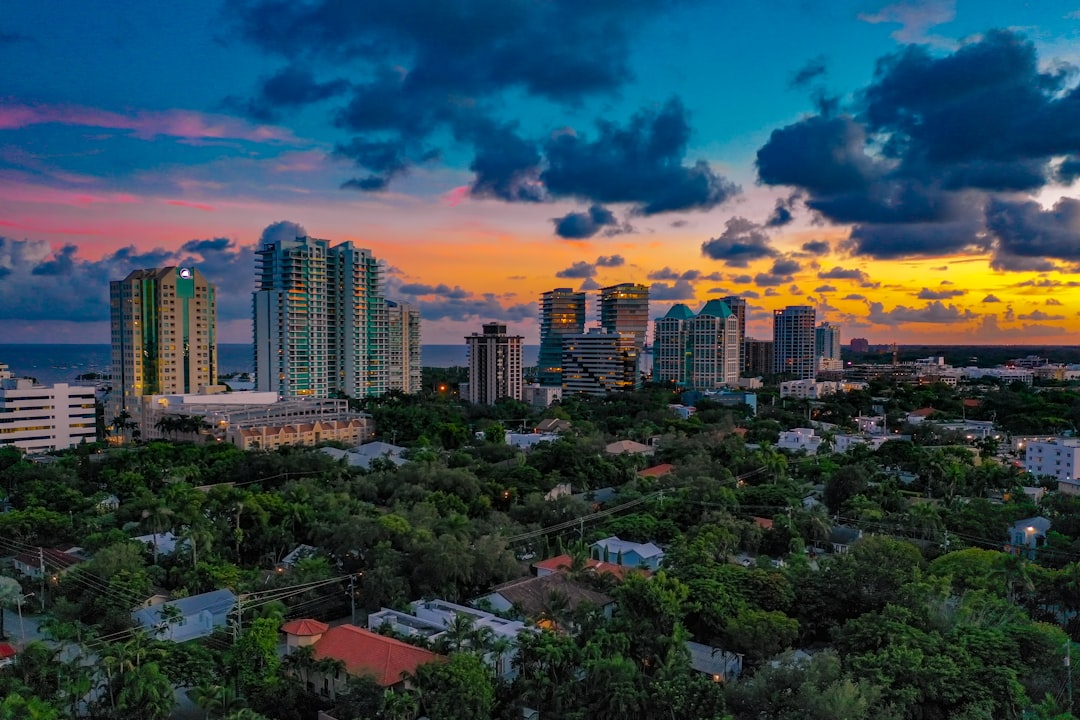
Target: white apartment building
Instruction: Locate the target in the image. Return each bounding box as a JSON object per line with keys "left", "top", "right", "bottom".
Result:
{"left": 1024, "top": 438, "right": 1080, "bottom": 486}
{"left": 0, "top": 378, "right": 96, "bottom": 453}
{"left": 773, "top": 305, "right": 816, "bottom": 380}
{"left": 653, "top": 300, "right": 740, "bottom": 390}
{"left": 385, "top": 300, "right": 422, "bottom": 393}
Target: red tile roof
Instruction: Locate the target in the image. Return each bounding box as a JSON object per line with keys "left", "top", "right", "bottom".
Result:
{"left": 752, "top": 516, "right": 774, "bottom": 530}
{"left": 909, "top": 407, "right": 936, "bottom": 417}
{"left": 638, "top": 463, "right": 675, "bottom": 478}
{"left": 0, "top": 643, "right": 15, "bottom": 660}
{"left": 281, "top": 618, "right": 329, "bottom": 637}
{"left": 312, "top": 625, "right": 445, "bottom": 687}
{"left": 531, "top": 553, "right": 644, "bottom": 581}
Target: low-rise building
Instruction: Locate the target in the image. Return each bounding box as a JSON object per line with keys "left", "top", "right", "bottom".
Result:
{"left": 589, "top": 536, "right": 665, "bottom": 570}
{"left": 777, "top": 428, "right": 823, "bottom": 455}
{"left": 1024, "top": 438, "right": 1080, "bottom": 484}
{"left": 132, "top": 589, "right": 237, "bottom": 642}
{"left": 0, "top": 378, "right": 96, "bottom": 453}
{"left": 1007, "top": 516, "right": 1050, "bottom": 559}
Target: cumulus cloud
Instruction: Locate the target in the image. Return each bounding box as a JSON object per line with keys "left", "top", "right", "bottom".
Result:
{"left": 650, "top": 279, "right": 696, "bottom": 300}
{"left": 552, "top": 205, "right": 624, "bottom": 239}
{"left": 1018, "top": 310, "right": 1065, "bottom": 321}
{"left": 982, "top": 294, "right": 1001, "bottom": 303}
{"left": 596, "top": 255, "right": 625, "bottom": 267}
{"left": 867, "top": 300, "right": 977, "bottom": 325}
{"left": 701, "top": 217, "right": 777, "bottom": 267}
{"left": 815, "top": 284, "right": 837, "bottom": 293}
{"left": 555, "top": 261, "right": 596, "bottom": 279}
{"left": 754, "top": 257, "right": 801, "bottom": 287}
{"left": 801, "top": 239, "right": 831, "bottom": 256}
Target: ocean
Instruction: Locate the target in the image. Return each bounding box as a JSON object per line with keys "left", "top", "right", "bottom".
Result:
{"left": 0, "top": 344, "right": 540, "bottom": 386}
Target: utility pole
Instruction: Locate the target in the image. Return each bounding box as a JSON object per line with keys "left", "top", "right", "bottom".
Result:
{"left": 1068, "top": 639, "right": 1073, "bottom": 716}
{"left": 348, "top": 575, "right": 357, "bottom": 626}
{"left": 38, "top": 547, "right": 45, "bottom": 612}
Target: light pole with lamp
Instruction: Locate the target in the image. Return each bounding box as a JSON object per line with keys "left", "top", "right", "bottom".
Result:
{"left": 16, "top": 593, "right": 33, "bottom": 647}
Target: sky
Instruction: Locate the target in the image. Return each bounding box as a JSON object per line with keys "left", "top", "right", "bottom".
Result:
{"left": 3, "top": 0, "right": 1080, "bottom": 346}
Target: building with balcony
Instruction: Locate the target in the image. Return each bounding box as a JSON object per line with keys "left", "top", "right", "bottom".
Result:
{"left": 0, "top": 378, "right": 96, "bottom": 453}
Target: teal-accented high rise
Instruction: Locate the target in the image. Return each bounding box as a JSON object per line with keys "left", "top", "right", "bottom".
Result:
{"left": 254, "top": 235, "right": 388, "bottom": 398}
{"left": 538, "top": 288, "right": 586, "bottom": 387}
{"left": 652, "top": 300, "right": 740, "bottom": 390}
{"left": 109, "top": 266, "right": 217, "bottom": 420}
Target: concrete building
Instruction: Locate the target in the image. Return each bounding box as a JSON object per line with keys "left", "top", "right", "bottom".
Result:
{"left": 773, "top": 305, "right": 816, "bottom": 380}
{"left": 744, "top": 339, "right": 773, "bottom": 377}
{"left": 109, "top": 266, "right": 218, "bottom": 421}
{"left": 0, "top": 378, "right": 97, "bottom": 453}
{"left": 777, "top": 427, "right": 824, "bottom": 454}
{"left": 562, "top": 329, "right": 639, "bottom": 396}
{"left": 720, "top": 296, "right": 748, "bottom": 372}
{"left": 599, "top": 283, "right": 650, "bottom": 351}
{"left": 1024, "top": 438, "right": 1080, "bottom": 484}
{"left": 254, "top": 235, "right": 388, "bottom": 399}
{"left": 652, "top": 300, "right": 739, "bottom": 390}
{"left": 465, "top": 323, "right": 523, "bottom": 405}
{"left": 850, "top": 338, "right": 870, "bottom": 353}
{"left": 815, "top": 322, "right": 842, "bottom": 371}
{"left": 385, "top": 300, "right": 422, "bottom": 394}
{"left": 538, "top": 288, "right": 586, "bottom": 387}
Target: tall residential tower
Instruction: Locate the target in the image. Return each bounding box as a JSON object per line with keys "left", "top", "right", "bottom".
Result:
{"left": 773, "top": 305, "right": 816, "bottom": 380}
{"left": 538, "top": 288, "right": 586, "bottom": 387}
{"left": 109, "top": 266, "right": 217, "bottom": 420}
{"left": 254, "top": 235, "right": 386, "bottom": 398}
{"left": 465, "top": 323, "right": 523, "bottom": 405}
{"left": 599, "top": 283, "right": 650, "bottom": 351}
{"left": 386, "top": 300, "right": 422, "bottom": 394}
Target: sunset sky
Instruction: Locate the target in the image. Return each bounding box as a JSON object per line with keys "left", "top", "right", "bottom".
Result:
{"left": 3, "top": 0, "right": 1080, "bottom": 345}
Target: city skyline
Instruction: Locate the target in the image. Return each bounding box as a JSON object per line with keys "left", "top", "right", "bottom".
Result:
{"left": 3, "top": 2, "right": 1080, "bottom": 345}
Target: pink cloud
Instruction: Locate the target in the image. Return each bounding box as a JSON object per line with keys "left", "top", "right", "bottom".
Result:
{"left": 442, "top": 185, "right": 470, "bottom": 207}
{"left": 167, "top": 199, "right": 216, "bottom": 212}
{"left": 0, "top": 180, "right": 141, "bottom": 207}
{"left": 0, "top": 101, "right": 303, "bottom": 144}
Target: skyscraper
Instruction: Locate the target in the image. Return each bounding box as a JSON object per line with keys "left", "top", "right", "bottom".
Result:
{"left": 773, "top": 305, "right": 816, "bottom": 380}
{"left": 599, "top": 283, "right": 650, "bottom": 351}
{"left": 562, "top": 329, "right": 639, "bottom": 395}
{"left": 254, "top": 235, "right": 386, "bottom": 398}
{"left": 815, "top": 322, "right": 842, "bottom": 371}
{"left": 465, "top": 323, "right": 523, "bottom": 405}
{"left": 386, "top": 300, "right": 422, "bottom": 394}
{"left": 538, "top": 288, "right": 586, "bottom": 387}
{"left": 109, "top": 266, "right": 217, "bottom": 420}
{"left": 720, "top": 296, "right": 748, "bottom": 373}
{"left": 652, "top": 301, "right": 739, "bottom": 390}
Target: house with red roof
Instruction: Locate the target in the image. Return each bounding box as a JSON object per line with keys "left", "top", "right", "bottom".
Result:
{"left": 531, "top": 553, "right": 645, "bottom": 581}
{"left": 282, "top": 621, "right": 445, "bottom": 699}
{"left": 0, "top": 643, "right": 16, "bottom": 668}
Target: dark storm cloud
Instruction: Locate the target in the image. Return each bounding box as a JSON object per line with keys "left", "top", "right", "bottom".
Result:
{"left": 986, "top": 197, "right": 1080, "bottom": 271}
{"left": 555, "top": 261, "right": 596, "bottom": 279}
{"left": 227, "top": 65, "right": 350, "bottom": 121}
{"left": 541, "top": 98, "right": 739, "bottom": 215}
{"left": 765, "top": 192, "right": 802, "bottom": 228}
{"left": 553, "top": 205, "right": 620, "bottom": 239}
{"left": 754, "top": 258, "right": 801, "bottom": 287}
{"left": 228, "top": 0, "right": 707, "bottom": 205}
{"left": 790, "top": 56, "right": 828, "bottom": 88}
{"left": 701, "top": 217, "right": 777, "bottom": 267}
{"left": 334, "top": 138, "right": 415, "bottom": 191}
{"left": 757, "top": 30, "right": 1080, "bottom": 266}
{"left": 801, "top": 240, "right": 831, "bottom": 256}
{"left": 916, "top": 287, "right": 965, "bottom": 300}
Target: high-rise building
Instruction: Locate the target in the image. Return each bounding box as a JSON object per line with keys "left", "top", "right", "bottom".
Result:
{"left": 815, "top": 322, "right": 842, "bottom": 372}
{"left": 538, "top": 288, "right": 586, "bottom": 387}
{"left": 720, "top": 296, "right": 748, "bottom": 372}
{"left": 386, "top": 300, "right": 422, "bottom": 394}
{"left": 653, "top": 301, "right": 739, "bottom": 390}
{"left": 850, "top": 337, "right": 870, "bottom": 353}
{"left": 744, "top": 339, "right": 774, "bottom": 377}
{"left": 599, "top": 283, "right": 650, "bottom": 351}
{"left": 773, "top": 306, "right": 817, "bottom": 380}
{"left": 110, "top": 266, "right": 217, "bottom": 420}
{"left": 562, "top": 329, "right": 639, "bottom": 396}
{"left": 254, "top": 235, "right": 387, "bottom": 398}
{"left": 465, "top": 323, "right": 523, "bottom": 405}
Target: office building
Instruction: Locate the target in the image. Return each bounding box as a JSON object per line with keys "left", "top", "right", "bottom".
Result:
{"left": 653, "top": 301, "right": 739, "bottom": 390}
{"left": 815, "top": 322, "right": 842, "bottom": 372}
{"left": 1024, "top": 439, "right": 1080, "bottom": 488}
{"left": 0, "top": 378, "right": 96, "bottom": 452}
{"left": 773, "top": 306, "right": 816, "bottom": 380}
{"left": 562, "top": 329, "right": 639, "bottom": 396}
{"left": 385, "top": 300, "right": 422, "bottom": 394}
{"left": 110, "top": 266, "right": 217, "bottom": 421}
{"left": 254, "top": 235, "right": 387, "bottom": 399}
{"left": 465, "top": 323, "right": 523, "bottom": 405}
{"left": 720, "top": 296, "right": 748, "bottom": 372}
{"left": 538, "top": 288, "right": 586, "bottom": 387}
{"left": 599, "top": 283, "right": 650, "bottom": 351}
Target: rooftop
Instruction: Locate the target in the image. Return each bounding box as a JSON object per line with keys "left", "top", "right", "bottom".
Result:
{"left": 310, "top": 624, "right": 445, "bottom": 687}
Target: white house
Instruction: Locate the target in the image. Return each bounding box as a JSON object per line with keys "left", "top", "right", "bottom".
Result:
{"left": 132, "top": 589, "right": 236, "bottom": 642}
{"left": 777, "top": 428, "right": 823, "bottom": 455}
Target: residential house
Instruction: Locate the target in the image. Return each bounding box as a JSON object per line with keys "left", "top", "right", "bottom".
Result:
{"left": 638, "top": 463, "right": 675, "bottom": 480}
{"left": 777, "top": 428, "right": 823, "bottom": 455}
{"left": 906, "top": 408, "right": 936, "bottom": 425}
{"left": 282, "top": 622, "right": 445, "bottom": 698}
{"left": 132, "top": 531, "right": 184, "bottom": 557}
{"left": 132, "top": 589, "right": 236, "bottom": 642}
{"left": 280, "top": 544, "right": 318, "bottom": 568}
{"left": 686, "top": 640, "right": 743, "bottom": 683}
{"left": 532, "top": 553, "right": 644, "bottom": 581}
{"left": 505, "top": 432, "right": 558, "bottom": 450}
{"left": 827, "top": 526, "right": 863, "bottom": 554}
{"left": 320, "top": 441, "right": 408, "bottom": 470}
{"left": 534, "top": 418, "right": 571, "bottom": 434}
{"left": 1008, "top": 516, "right": 1051, "bottom": 559}
{"left": 589, "top": 536, "right": 665, "bottom": 570}
{"left": 604, "top": 439, "right": 654, "bottom": 456}
{"left": 0, "top": 643, "right": 15, "bottom": 668}
{"left": 12, "top": 548, "right": 83, "bottom": 579}
{"left": 474, "top": 572, "right": 615, "bottom": 628}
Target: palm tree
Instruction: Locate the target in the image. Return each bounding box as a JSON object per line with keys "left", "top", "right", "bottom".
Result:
{"left": 190, "top": 683, "right": 246, "bottom": 719}
{"left": 115, "top": 662, "right": 176, "bottom": 720}
{"left": 140, "top": 502, "right": 175, "bottom": 564}
{"left": 382, "top": 688, "right": 419, "bottom": 720}
{"left": 441, "top": 613, "right": 476, "bottom": 653}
